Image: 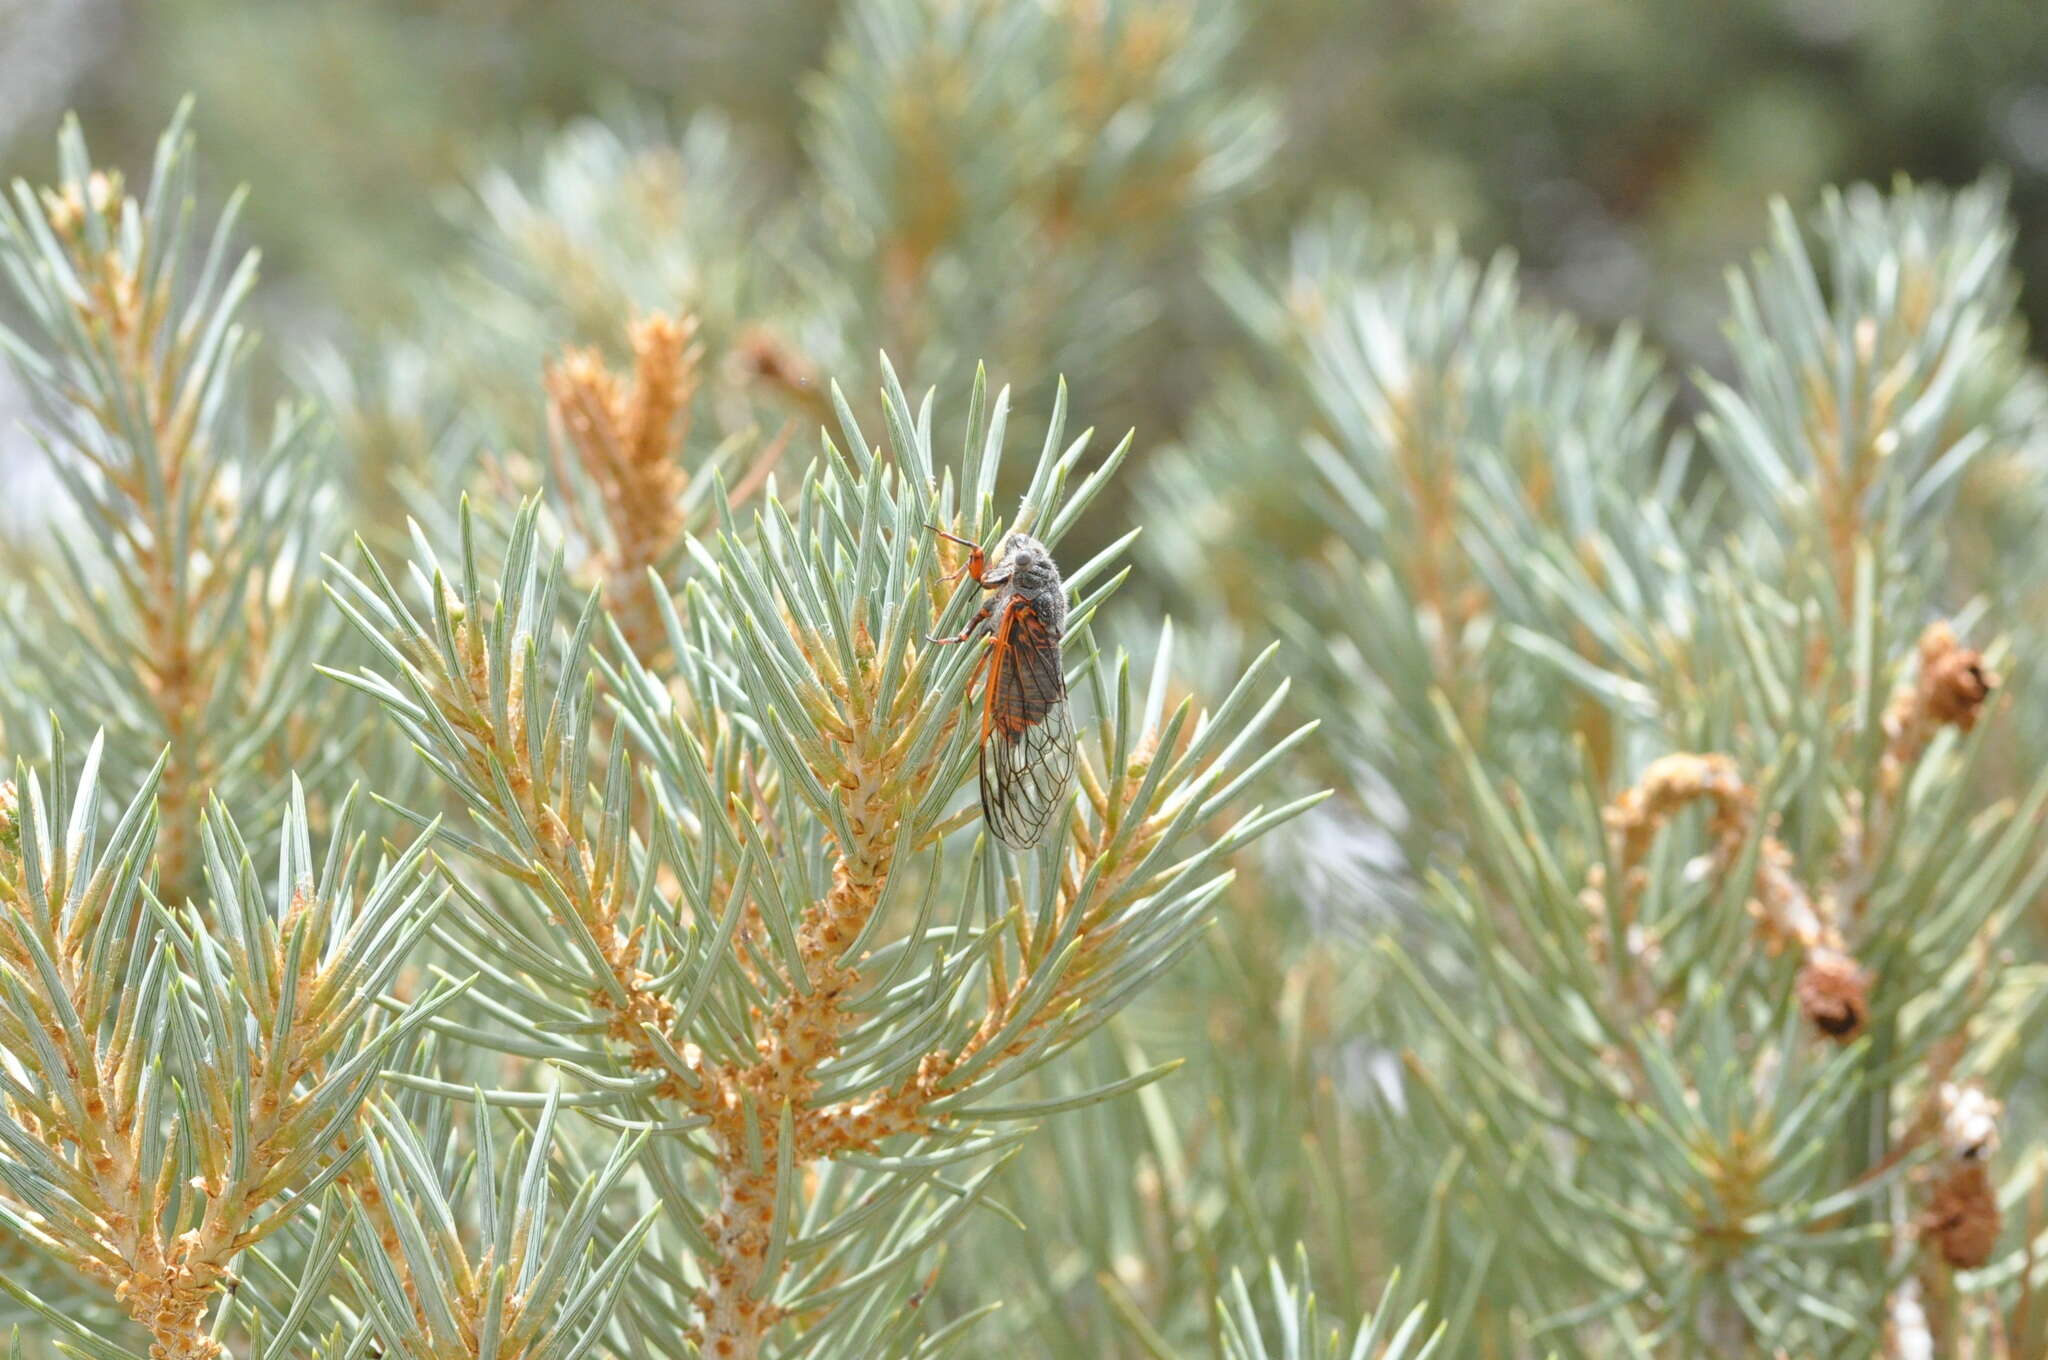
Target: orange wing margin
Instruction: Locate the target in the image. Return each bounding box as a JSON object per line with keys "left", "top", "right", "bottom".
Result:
{"left": 978, "top": 595, "right": 1075, "bottom": 848}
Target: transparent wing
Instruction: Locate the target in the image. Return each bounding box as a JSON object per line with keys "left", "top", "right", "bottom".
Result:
{"left": 978, "top": 595, "right": 1075, "bottom": 849}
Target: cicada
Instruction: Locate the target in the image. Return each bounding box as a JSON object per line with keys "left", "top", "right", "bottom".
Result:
{"left": 927, "top": 525, "right": 1076, "bottom": 849}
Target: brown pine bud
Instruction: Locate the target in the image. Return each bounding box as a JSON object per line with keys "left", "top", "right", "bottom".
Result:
{"left": 1925, "top": 1160, "right": 2001, "bottom": 1269}
{"left": 1918, "top": 623, "right": 1996, "bottom": 731}
{"left": 1795, "top": 947, "right": 1869, "bottom": 1041}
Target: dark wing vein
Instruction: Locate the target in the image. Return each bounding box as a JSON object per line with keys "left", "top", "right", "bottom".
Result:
{"left": 979, "top": 596, "right": 1075, "bottom": 849}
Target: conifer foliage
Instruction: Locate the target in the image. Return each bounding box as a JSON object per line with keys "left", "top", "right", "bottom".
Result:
{"left": 0, "top": 98, "right": 1310, "bottom": 1359}
{"left": 7, "top": 2, "right": 2048, "bottom": 1357}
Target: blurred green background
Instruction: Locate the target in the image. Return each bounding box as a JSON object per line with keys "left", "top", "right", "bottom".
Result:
{"left": 10, "top": 0, "right": 2048, "bottom": 430}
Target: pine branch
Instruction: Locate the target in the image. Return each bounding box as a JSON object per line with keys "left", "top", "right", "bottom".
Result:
{"left": 0, "top": 104, "right": 339, "bottom": 895}
{"left": 0, "top": 734, "right": 456, "bottom": 1357}
{"left": 344, "top": 1091, "right": 653, "bottom": 1360}
{"left": 544, "top": 311, "right": 785, "bottom": 663}
{"left": 1155, "top": 201, "right": 1681, "bottom": 863}
{"left": 327, "top": 361, "right": 1313, "bottom": 1356}
{"left": 1215, "top": 1247, "right": 1440, "bottom": 1360}
{"left": 1701, "top": 181, "right": 2032, "bottom": 587}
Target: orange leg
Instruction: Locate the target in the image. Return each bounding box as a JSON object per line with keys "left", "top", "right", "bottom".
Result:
{"left": 929, "top": 597, "right": 994, "bottom": 645}
{"left": 926, "top": 523, "right": 988, "bottom": 585}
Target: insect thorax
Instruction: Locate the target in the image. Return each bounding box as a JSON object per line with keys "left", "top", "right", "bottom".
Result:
{"left": 999, "top": 534, "right": 1067, "bottom": 630}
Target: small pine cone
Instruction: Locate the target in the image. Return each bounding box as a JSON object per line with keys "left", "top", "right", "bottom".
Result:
{"left": 1919, "top": 624, "right": 1997, "bottom": 731}
{"left": 1796, "top": 947, "right": 1870, "bottom": 1041}
{"left": 1925, "top": 1160, "right": 2001, "bottom": 1270}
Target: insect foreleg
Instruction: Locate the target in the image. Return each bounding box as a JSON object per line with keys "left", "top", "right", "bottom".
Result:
{"left": 927, "top": 596, "right": 996, "bottom": 645}
{"left": 926, "top": 523, "right": 990, "bottom": 584}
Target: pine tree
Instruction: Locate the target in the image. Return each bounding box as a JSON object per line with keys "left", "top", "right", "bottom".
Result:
{"left": 7, "top": 2, "right": 2048, "bottom": 1356}
{"left": 1149, "top": 182, "right": 2048, "bottom": 1351}
{"left": 0, "top": 99, "right": 1313, "bottom": 1359}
